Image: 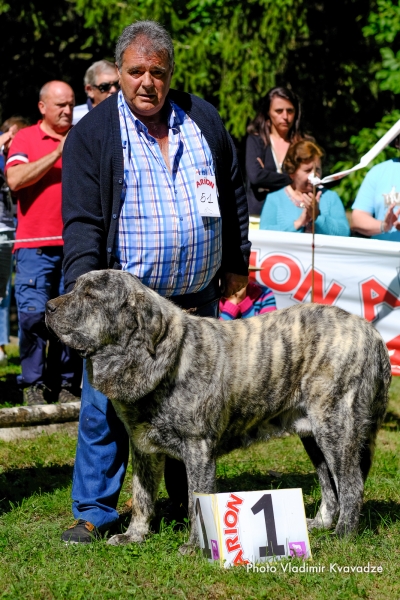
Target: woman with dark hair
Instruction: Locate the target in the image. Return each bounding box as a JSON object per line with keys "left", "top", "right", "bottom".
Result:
{"left": 246, "top": 86, "right": 307, "bottom": 215}
{"left": 259, "top": 140, "right": 350, "bottom": 236}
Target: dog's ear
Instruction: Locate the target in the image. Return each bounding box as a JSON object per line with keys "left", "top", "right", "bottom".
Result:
{"left": 129, "top": 292, "right": 167, "bottom": 355}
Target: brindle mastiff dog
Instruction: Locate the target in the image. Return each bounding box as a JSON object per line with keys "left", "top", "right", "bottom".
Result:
{"left": 46, "top": 270, "right": 390, "bottom": 552}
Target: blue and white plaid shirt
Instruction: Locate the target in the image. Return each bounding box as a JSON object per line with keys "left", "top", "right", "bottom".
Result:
{"left": 114, "top": 91, "right": 222, "bottom": 297}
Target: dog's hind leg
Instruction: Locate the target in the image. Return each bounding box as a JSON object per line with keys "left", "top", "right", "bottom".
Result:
{"left": 300, "top": 436, "right": 339, "bottom": 531}
{"left": 334, "top": 468, "right": 364, "bottom": 537}
{"left": 311, "top": 427, "right": 365, "bottom": 537}
{"left": 178, "top": 440, "right": 216, "bottom": 556}
{"left": 108, "top": 446, "right": 165, "bottom": 546}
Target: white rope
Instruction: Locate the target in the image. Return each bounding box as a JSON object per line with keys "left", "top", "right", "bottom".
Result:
{"left": 0, "top": 235, "right": 62, "bottom": 245}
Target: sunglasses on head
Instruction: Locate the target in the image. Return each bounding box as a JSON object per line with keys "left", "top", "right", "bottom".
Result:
{"left": 93, "top": 80, "right": 120, "bottom": 93}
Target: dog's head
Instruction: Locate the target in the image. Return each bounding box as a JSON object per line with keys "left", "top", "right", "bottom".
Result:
{"left": 45, "top": 270, "right": 168, "bottom": 362}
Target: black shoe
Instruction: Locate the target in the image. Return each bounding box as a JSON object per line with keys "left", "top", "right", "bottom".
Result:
{"left": 61, "top": 520, "right": 101, "bottom": 544}
{"left": 23, "top": 384, "right": 48, "bottom": 406}
{"left": 58, "top": 387, "right": 81, "bottom": 404}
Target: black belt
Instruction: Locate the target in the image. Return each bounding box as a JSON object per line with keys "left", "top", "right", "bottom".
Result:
{"left": 168, "top": 275, "right": 220, "bottom": 311}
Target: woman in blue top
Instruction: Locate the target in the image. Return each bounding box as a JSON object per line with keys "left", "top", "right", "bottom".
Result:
{"left": 260, "top": 140, "right": 350, "bottom": 236}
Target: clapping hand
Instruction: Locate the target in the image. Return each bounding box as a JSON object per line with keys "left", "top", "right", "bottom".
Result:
{"left": 383, "top": 204, "right": 400, "bottom": 232}
{"left": 294, "top": 191, "right": 322, "bottom": 230}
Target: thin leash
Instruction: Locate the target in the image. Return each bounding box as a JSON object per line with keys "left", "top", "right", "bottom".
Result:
{"left": 311, "top": 172, "right": 316, "bottom": 303}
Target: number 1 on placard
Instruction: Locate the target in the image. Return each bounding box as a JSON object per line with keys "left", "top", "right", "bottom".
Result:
{"left": 251, "top": 494, "right": 285, "bottom": 557}
{"left": 195, "top": 498, "right": 212, "bottom": 558}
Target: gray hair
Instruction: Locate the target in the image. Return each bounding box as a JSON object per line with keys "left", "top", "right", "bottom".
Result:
{"left": 84, "top": 60, "right": 117, "bottom": 87}
{"left": 115, "top": 21, "right": 174, "bottom": 70}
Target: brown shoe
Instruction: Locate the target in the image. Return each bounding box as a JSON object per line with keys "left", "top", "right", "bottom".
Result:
{"left": 61, "top": 520, "right": 101, "bottom": 544}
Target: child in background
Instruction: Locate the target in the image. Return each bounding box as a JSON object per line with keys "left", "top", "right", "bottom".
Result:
{"left": 219, "top": 268, "right": 277, "bottom": 320}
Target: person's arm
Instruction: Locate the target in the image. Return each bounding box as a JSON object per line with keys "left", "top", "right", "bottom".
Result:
{"left": 218, "top": 124, "right": 251, "bottom": 278}
{"left": 260, "top": 193, "right": 300, "bottom": 232}
{"left": 245, "top": 135, "right": 291, "bottom": 192}
{"left": 220, "top": 132, "right": 249, "bottom": 296}
{"left": 0, "top": 126, "right": 17, "bottom": 150}
{"left": 218, "top": 297, "right": 241, "bottom": 320}
{"left": 62, "top": 119, "right": 108, "bottom": 292}
{"left": 350, "top": 165, "right": 388, "bottom": 236}
{"left": 7, "top": 140, "right": 64, "bottom": 192}
{"left": 257, "top": 287, "right": 277, "bottom": 314}
{"left": 314, "top": 191, "right": 350, "bottom": 236}
{"left": 351, "top": 206, "right": 397, "bottom": 236}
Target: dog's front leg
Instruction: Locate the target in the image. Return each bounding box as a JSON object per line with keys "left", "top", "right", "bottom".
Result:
{"left": 108, "top": 446, "right": 165, "bottom": 546}
{"left": 179, "top": 441, "right": 216, "bottom": 556}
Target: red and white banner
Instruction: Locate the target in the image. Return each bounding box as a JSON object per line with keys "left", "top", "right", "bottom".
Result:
{"left": 249, "top": 230, "right": 400, "bottom": 375}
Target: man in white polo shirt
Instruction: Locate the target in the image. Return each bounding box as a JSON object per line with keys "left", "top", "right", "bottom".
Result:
{"left": 73, "top": 60, "right": 120, "bottom": 125}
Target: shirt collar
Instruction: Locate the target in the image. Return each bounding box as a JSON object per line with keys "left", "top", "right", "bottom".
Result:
{"left": 120, "top": 91, "right": 184, "bottom": 134}
{"left": 37, "top": 121, "right": 71, "bottom": 141}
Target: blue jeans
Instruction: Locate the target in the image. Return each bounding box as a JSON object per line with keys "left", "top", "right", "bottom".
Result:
{"left": 0, "top": 274, "right": 11, "bottom": 346}
{"left": 72, "top": 296, "right": 219, "bottom": 529}
{"left": 15, "top": 247, "right": 82, "bottom": 390}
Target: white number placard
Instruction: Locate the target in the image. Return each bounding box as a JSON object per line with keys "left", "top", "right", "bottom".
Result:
{"left": 195, "top": 170, "right": 221, "bottom": 217}
{"left": 193, "top": 489, "right": 311, "bottom": 568}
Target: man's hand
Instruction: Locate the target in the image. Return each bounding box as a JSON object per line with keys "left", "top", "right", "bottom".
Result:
{"left": 0, "top": 124, "right": 18, "bottom": 149}
{"left": 221, "top": 272, "right": 248, "bottom": 298}
{"left": 383, "top": 204, "right": 400, "bottom": 232}
{"left": 56, "top": 134, "right": 68, "bottom": 157}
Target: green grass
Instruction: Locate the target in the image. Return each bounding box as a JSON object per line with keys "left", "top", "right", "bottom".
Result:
{"left": 0, "top": 365, "right": 399, "bottom": 598}
{"left": 0, "top": 343, "right": 23, "bottom": 408}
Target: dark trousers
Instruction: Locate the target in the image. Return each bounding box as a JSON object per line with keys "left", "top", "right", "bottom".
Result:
{"left": 71, "top": 282, "right": 219, "bottom": 529}
{"left": 15, "top": 247, "right": 82, "bottom": 391}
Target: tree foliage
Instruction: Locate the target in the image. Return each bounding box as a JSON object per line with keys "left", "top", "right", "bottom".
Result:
{"left": 330, "top": 0, "right": 400, "bottom": 207}
{"left": 0, "top": 0, "right": 115, "bottom": 121}
{"left": 1, "top": 0, "right": 400, "bottom": 207}
{"left": 71, "top": 0, "right": 308, "bottom": 138}
{"left": 332, "top": 111, "right": 400, "bottom": 209}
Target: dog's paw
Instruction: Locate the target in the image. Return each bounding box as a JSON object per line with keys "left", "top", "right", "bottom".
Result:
{"left": 334, "top": 521, "right": 358, "bottom": 538}
{"left": 307, "top": 513, "right": 337, "bottom": 532}
{"left": 107, "top": 533, "right": 143, "bottom": 546}
{"left": 306, "top": 517, "right": 325, "bottom": 531}
{"left": 178, "top": 542, "right": 197, "bottom": 556}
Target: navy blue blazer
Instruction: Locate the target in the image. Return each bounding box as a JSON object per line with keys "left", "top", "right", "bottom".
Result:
{"left": 62, "top": 90, "right": 250, "bottom": 292}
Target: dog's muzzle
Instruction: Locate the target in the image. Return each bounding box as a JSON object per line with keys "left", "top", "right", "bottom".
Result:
{"left": 46, "top": 299, "right": 58, "bottom": 313}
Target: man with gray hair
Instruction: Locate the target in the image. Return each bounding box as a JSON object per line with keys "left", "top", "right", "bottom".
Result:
{"left": 73, "top": 60, "right": 120, "bottom": 124}
{"left": 61, "top": 21, "right": 250, "bottom": 543}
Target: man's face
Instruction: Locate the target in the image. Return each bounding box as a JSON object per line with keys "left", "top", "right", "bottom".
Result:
{"left": 118, "top": 42, "right": 173, "bottom": 119}
{"left": 38, "top": 84, "right": 75, "bottom": 133}
{"left": 86, "top": 69, "right": 119, "bottom": 107}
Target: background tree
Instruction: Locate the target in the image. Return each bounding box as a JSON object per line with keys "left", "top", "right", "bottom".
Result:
{"left": 0, "top": 0, "right": 115, "bottom": 120}
{"left": 330, "top": 0, "right": 400, "bottom": 206}
{"left": 1, "top": 0, "right": 400, "bottom": 206}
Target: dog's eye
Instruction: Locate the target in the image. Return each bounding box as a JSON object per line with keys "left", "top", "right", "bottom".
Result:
{"left": 84, "top": 292, "right": 95, "bottom": 300}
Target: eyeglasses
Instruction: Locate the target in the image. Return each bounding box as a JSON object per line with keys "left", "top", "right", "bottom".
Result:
{"left": 93, "top": 80, "right": 120, "bottom": 93}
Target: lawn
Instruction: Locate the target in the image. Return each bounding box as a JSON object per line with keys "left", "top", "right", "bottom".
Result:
{"left": 0, "top": 344, "right": 399, "bottom": 599}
